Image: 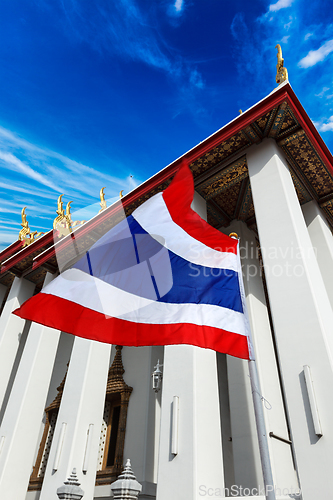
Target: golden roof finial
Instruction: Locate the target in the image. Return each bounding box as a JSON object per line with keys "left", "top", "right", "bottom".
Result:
{"left": 275, "top": 44, "right": 288, "bottom": 85}
{"left": 65, "top": 201, "right": 73, "bottom": 231}
{"left": 239, "top": 109, "right": 243, "bottom": 114}
{"left": 53, "top": 194, "right": 65, "bottom": 229}
{"left": 19, "top": 207, "right": 30, "bottom": 240}
{"left": 53, "top": 196, "right": 85, "bottom": 237}
{"left": 99, "top": 187, "right": 107, "bottom": 213}
{"left": 18, "top": 207, "right": 43, "bottom": 247}
{"left": 119, "top": 190, "right": 124, "bottom": 199}
{"left": 65, "top": 201, "right": 73, "bottom": 217}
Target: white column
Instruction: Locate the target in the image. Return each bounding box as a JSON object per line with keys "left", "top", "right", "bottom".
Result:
{"left": 0, "top": 273, "right": 61, "bottom": 500}
{"left": 157, "top": 191, "right": 224, "bottom": 500}
{"left": 247, "top": 138, "right": 333, "bottom": 499}
{"left": 0, "top": 276, "right": 35, "bottom": 410}
{"left": 39, "top": 337, "right": 111, "bottom": 500}
{"left": 156, "top": 345, "right": 224, "bottom": 500}
{"left": 302, "top": 200, "right": 333, "bottom": 310}
{"left": 224, "top": 220, "right": 298, "bottom": 492}
{"left": 125, "top": 347, "right": 163, "bottom": 474}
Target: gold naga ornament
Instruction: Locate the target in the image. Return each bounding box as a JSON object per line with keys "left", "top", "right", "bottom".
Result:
{"left": 18, "top": 207, "right": 44, "bottom": 247}
{"left": 98, "top": 187, "right": 124, "bottom": 214}
{"left": 275, "top": 44, "right": 288, "bottom": 85}
{"left": 53, "top": 194, "right": 86, "bottom": 238}
{"left": 99, "top": 187, "right": 107, "bottom": 213}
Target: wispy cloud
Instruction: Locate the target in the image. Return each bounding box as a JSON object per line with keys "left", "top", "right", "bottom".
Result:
{"left": 0, "top": 126, "right": 137, "bottom": 200}
{"left": 0, "top": 181, "right": 55, "bottom": 199}
{"left": 315, "top": 86, "right": 330, "bottom": 98}
{"left": 168, "top": 0, "right": 184, "bottom": 17}
{"left": 0, "top": 151, "right": 60, "bottom": 191}
{"left": 0, "top": 231, "right": 21, "bottom": 245}
{"left": 315, "top": 116, "right": 333, "bottom": 132}
{"left": 56, "top": 0, "right": 200, "bottom": 92}
{"left": 269, "top": 0, "right": 294, "bottom": 12}
{"left": 230, "top": 13, "right": 272, "bottom": 94}
{"left": 174, "top": 0, "right": 184, "bottom": 13}
{"left": 298, "top": 39, "right": 333, "bottom": 68}
{"left": 0, "top": 124, "right": 143, "bottom": 248}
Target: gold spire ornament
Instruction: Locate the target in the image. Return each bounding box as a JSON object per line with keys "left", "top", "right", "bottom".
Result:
{"left": 119, "top": 190, "right": 124, "bottom": 199}
{"left": 99, "top": 187, "right": 107, "bottom": 213}
{"left": 53, "top": 194, "right": 65, "bottom": 229}
{"left": 65, "top": 201, "right": 74, "bottom": 231}
{"left": 275, "top": 44, "right": 288, "bottom": 85}
{"left": 18, "top": 207, "right": 44, "bottom": 247}
{"left": 53, "top": 195, "right": 86, "bottom": 238}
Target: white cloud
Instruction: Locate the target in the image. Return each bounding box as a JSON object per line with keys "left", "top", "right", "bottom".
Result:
{"left": 319, "top": 116, "right": 333, "bottom": 132}
{"left": 298, "top": 39, "right": 333, "bottom": 68}
{"left": 0, "top": 151, "right": 60, "bottom": 191}
{"left": 0, "top": 126, "right": 136, "bottom": 201}
{"left": 0, "top": 181, "right": 54, "bottom": 199}
{"left": 284, "top": 18, "right": 293, "bottom": 30}
{"left": 189, "top": 69, "right": 205, "bottom": 89}
{"left": 281, "top": 35, "right": 290, "bottom": 43}
{"left": 0, "top": 231, "right": 20, "bottom": 244}
{"left": 0, "top": 218, "right": 22, "bottom": 227}
{"left": 269, "top": 0, "right": 294, "bottom": 12}
{"left": 315, "top": 87, "right": 330, "bottom": 98}
{"left": 318, "top": 116, "right": 333, "bottom": 132}
{"left": 174, "top": 0, "right": 184, "bottom": 13}
{"left": 57, "top": 0, "right": 202, "bottom": 94}
{"left": 305, "top": 33, "right": 313, "bottom": 41}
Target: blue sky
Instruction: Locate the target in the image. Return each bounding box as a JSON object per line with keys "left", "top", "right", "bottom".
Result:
{"left": 1, "top": 0, "right": 333, "bottom": 250}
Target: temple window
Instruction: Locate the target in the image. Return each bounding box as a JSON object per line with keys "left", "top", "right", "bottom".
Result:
{"left": 96, "top": 345, "right": 133, "bottom": 485}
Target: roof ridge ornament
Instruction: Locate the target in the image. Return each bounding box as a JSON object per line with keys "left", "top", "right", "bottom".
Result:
{"left": 275, "top": 44, "right": 288, "bottom": 85}
{"left": 18, "top": 207, "right": 44, "bottom": 247}
{"left": 99, "top": 187, "right": 107, "bottom": 213}
{"left": 53, "top": 195, "right": 86, "bottom": 238}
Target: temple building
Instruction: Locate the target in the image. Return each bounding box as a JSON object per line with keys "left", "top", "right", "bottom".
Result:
{"left": 1, "top": 49, "right": 333, "bottom": 499}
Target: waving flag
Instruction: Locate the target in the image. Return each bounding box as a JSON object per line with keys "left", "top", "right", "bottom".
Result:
{"left": 14, "top": 162, "right": 252, "bottom": 360}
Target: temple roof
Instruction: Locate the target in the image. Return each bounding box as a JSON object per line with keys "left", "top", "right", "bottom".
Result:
{"left": 1, "top": 81, "right": 333, "bottom": 289}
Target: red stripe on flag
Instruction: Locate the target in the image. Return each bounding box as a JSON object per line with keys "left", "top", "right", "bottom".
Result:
{"left": 13, "top": 292, "right": 249, "bottom": 359}
{"left": 162, "top": 160, "right": 238, "bottom": 254}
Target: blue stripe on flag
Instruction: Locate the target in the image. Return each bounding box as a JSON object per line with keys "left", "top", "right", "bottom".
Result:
{"left": 73, "top": 216, "right": 243, "bottom": 313}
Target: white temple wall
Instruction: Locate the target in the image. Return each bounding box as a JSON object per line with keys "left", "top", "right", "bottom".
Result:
{"left": 0, "top": 316, "right": 31, "bottom": 425}
{"left": 29, "top": 331, "right": 75, "bottom": 473}
{"left": 302, "top": 199, "right": 333, "bottom": 310}
{"left": 38, "top": 337, "right": 111, "bottom": 500}
{"left": 192, "top": 190, "right": 207, "bottom": 218}
{"left": 247, "top": 138, "right": 333, "bottom": 499}
{"left": 120, "top": 345, "right": 163, "bottom": 499}
{"left": 0, "top": 277, "right": 35, "bottom": 414}
{"left": 0, "top": 272, "right": 63, "bottom": 500}
{"left": 222, "top": 219, "right": 299, "bottom": 493}
{"left": 156, "top": 190, "right": 225, "bottom": 500}
{"left": 216, "top": 352, "right": 235, "bottom": 491}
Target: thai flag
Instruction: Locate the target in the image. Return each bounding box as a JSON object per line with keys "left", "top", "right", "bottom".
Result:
{"left": 14, "top": 162, "right": 252, "bottom": 360}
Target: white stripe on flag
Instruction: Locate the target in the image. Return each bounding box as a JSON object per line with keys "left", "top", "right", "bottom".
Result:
{"left": 132, "top": 192, "right": 238, "bottom": 271}
{"left": 42, "top": 268, "right": 248, "bottom": 336}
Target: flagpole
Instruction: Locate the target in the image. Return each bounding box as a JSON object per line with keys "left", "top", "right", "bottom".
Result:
{"left": 248, "top": 358, "right": 276, "bottom": 500}
{"left": 229, "top": 232, "right": 276, "bottom": 500}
